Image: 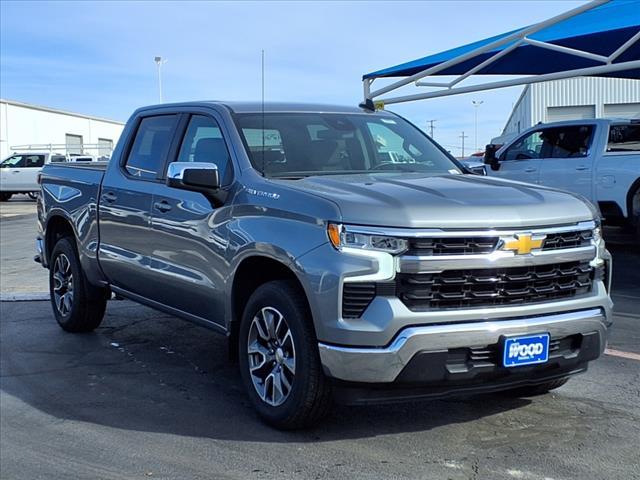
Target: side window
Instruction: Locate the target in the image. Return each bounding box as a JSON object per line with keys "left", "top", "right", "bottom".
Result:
{"left": 607, "top": 125, "right": 640, "bottom": 152}
{"left": 502, "top": 131, "right": 545, "bottom": 161}
{"left": 544, "top": 126, "right": 593, "bottom": 159}
{"left": 25, "top": 155, "right": 45, "bottom": 167}
{"left": 1, "top": 155, "right": 26, "bottom": 168}
{"left": 176, "top": 115, "right": 232, "bottom": 184}
{"left": 125, "top": 115, "right": 178, "bottom": 180}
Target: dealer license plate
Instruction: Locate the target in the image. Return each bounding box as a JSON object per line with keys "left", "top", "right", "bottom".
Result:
{"left": 503, "top": 333, "right": 550, "bottom": 368}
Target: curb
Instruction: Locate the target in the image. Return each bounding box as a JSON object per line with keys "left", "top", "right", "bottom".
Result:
{"left": 0, "top": 292, "right": 50, "bottom": 302}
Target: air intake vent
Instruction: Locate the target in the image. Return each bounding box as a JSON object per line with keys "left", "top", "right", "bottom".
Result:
{"left": 408, "top": 237, "right": 498, "bottom": 256}
{"left": 397, "top": 261, "right": 593, "bottom": 310}
{"left": 342, "top": 283, "right": 376, "bottom": 319}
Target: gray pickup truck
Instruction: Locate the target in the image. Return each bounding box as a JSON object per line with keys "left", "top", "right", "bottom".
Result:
{"left": 37, "top": 102, "right": 613, "bottom": 429}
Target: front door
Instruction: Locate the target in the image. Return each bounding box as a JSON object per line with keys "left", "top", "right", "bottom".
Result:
{"left": 98, "top": 114, "right": 179, "bottom": 299}
{"left": 148, "top": 113, "right": 235, "bottom": 325}
{"left": 537, "top": 125, "right": 595, "bottom": 201}
{"left": 489, "top": 130, "right": 546, "bottom": 185}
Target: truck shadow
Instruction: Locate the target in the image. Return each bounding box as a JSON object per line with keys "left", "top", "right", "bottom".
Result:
{"left": 0, "top": 299, "right": 533, "bottom": 443}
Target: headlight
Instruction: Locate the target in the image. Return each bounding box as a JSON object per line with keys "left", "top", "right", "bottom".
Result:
{"left": 327, "top": 223, "right": 408, "bottom": 254}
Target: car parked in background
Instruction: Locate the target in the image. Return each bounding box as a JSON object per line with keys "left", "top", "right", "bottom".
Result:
{"left": 479, "top": 119, "right": 640, "bottom": 237}
{"left": 0, "top": 151, "right": 100, "bottom": 201}
{"left": 0, "top": 152, "right": 68, "bottom": 201}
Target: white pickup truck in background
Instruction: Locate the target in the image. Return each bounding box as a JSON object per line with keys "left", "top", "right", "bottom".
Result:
{"left": 0, "top": 152, "right": 66, "bottom": 201}
{"left": 476, "top": 118, "right": 640, "bottom": 238}
{"left": 0, "top": 146, "right": 104, "bottom": 201}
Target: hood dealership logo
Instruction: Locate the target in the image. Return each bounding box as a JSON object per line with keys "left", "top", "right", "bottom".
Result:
{"left": 500, "top": 233, "right": 546, "bottom": 255}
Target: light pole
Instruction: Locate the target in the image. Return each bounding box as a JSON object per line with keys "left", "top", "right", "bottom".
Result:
{"left": 472, "top": 100, "right": 483, "bottom": 152}
{"left": 154, "top": 56, "right": 167, "bottom": 103}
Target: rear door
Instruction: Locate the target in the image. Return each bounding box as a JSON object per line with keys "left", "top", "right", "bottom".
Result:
{"left": 146, "top": 112, "right": 235, "bottom": 324}
{"left": 98, "top": 113, "right": 180, "bottom": 299}
{"left": 537, "top": 125, "right": 596, "bottom": 201}
{"left": 490, "top": 130, "right": 546, "bottom": 184}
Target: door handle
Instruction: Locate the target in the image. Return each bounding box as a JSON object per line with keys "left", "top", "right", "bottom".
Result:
{"left": 575, "top": 166, "right": 589, "bottom": 171}
{"left": 101, "top": 191, "right": 117, "bottom": 203}
{"left": 524, "top": 168, "right": 537, "bottom": 173}
{"left": 11, "top": 170, "right": 20, "bottom": 174}
{"left": 153, "top": 200, "right": 172, "bottom": 213}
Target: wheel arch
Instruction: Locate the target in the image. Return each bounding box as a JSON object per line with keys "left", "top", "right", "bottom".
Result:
{"left": 228, "top": 255, "right": 312, "bottom": 361}
{"left": 627, "top": 177, "right": 640, "bottom": 222}
{"left": 44, "top": 214, "right": 77, "bottom": 265}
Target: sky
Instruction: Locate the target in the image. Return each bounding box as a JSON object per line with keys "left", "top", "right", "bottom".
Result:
{"left": 0, "top": 0, "right": 586, "bottom": 156}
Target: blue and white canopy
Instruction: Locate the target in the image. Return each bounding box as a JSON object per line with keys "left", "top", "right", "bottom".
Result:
{"left": 363, "top": 0, "right": 640, "bottom": 106}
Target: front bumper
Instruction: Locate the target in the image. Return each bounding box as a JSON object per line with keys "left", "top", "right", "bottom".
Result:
{"left": 318, "top": 307, "right": 607, "bottom": 384}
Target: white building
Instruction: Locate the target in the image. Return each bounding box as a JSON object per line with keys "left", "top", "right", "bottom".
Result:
{"left": 499, "top": 77, "right": 640, "bottom": 142}
{"left": 0, "top": 98, "right": 125, "bottom": 160}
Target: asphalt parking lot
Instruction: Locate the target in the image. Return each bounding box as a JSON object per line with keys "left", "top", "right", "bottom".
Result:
{"left": 1, "top": 198, "right": 639, "bottom": 480}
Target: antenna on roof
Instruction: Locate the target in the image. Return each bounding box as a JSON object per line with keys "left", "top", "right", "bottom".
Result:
{"left": 261, "top": 49, "right": 265, "bottom": 176}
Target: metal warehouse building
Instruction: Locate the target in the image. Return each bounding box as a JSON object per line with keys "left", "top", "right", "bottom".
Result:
{"left": 0, "top": 99, "right": 125, "bottom": 160}
{"left": 500, "top": 77, "right": 640, "bottom": 139}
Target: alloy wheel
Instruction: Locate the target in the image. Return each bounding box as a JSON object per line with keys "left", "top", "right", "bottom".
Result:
{"left": 247, "top": 306, "right": 296, "bottom": 407}
{"left": 52, "top": 253, "right": 74, "bottom": 316}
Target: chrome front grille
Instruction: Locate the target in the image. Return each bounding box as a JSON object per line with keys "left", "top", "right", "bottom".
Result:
{"left": 340, "top": 221, "right": 598, "bottom": 318}
{"left": 397, "top": 261, "right": 594, "bottom": 310}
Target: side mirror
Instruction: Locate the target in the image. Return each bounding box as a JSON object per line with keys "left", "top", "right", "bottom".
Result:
{"left": 166, "top": 162, "right": 220, "bottom": 192}
{"left": 484, "top": 144, "right": 501, "bottom": 171}
{"left": 467, "top": 164, "right": 487, "bottom": 176}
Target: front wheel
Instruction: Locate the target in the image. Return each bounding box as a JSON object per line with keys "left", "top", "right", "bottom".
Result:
{"left": 502, "top": 377, "right": 569, "bottom": 397}
{"left": 238, "top": 280, "right": 332, "bottom": 430}
{"left": 49, "top": 237, "right": 109, "bottom": 332}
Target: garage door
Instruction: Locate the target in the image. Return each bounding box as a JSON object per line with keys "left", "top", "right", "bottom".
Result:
{"left": 603, "top": 103, "right": 640, "bottom": 119}
{"left": 546, "top": 105, "right": 596, "bottom": 122}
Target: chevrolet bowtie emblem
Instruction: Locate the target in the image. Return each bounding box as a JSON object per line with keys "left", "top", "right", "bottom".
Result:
{"left": 502, "top": 233, "right": 546, "bottom": 255}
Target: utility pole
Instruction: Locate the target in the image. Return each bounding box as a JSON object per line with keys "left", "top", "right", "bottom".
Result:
{"left": 459, "top": 131, "right": 469, "bottom": 158}
{"left": 426, "top": 119, "right": 436, "bottom": 138}
{"left": 472, "top": 100, "right": 483, "bottom": 152}
{"left": 154, "top": 56, "right": 167, "bottom": 103}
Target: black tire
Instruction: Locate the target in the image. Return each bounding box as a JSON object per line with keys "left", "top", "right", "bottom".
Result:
{"left": 49, "top": 237, "right": 108, "bottom": 332}
{"left": 502, "top": 377, "right": 569, "bottom": 397}
{"left": 0, "top": 193, "right": 12, "bottom": 202}
{"left": 27, "top": 192, "right": 38, "bottom": 200}
{"left": 238, "top": 280, "right": 332, "bottom": 430}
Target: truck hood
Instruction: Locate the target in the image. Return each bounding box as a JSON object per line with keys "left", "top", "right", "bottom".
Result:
{"left": 276, "top": 173, "right": 595, "bottom": 229}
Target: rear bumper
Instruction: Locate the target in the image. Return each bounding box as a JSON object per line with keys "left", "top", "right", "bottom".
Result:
{"left": 318, "top": 307, "right": 608, "bottom": 385}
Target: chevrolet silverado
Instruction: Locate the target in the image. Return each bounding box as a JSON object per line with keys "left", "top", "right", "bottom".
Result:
{"left": 36, "top": 102, "right": 613, "bottom": 429}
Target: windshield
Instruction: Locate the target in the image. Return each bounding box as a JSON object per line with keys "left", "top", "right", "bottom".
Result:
{"left": 234, "top": 113, "right": 460, "bottom": 178}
